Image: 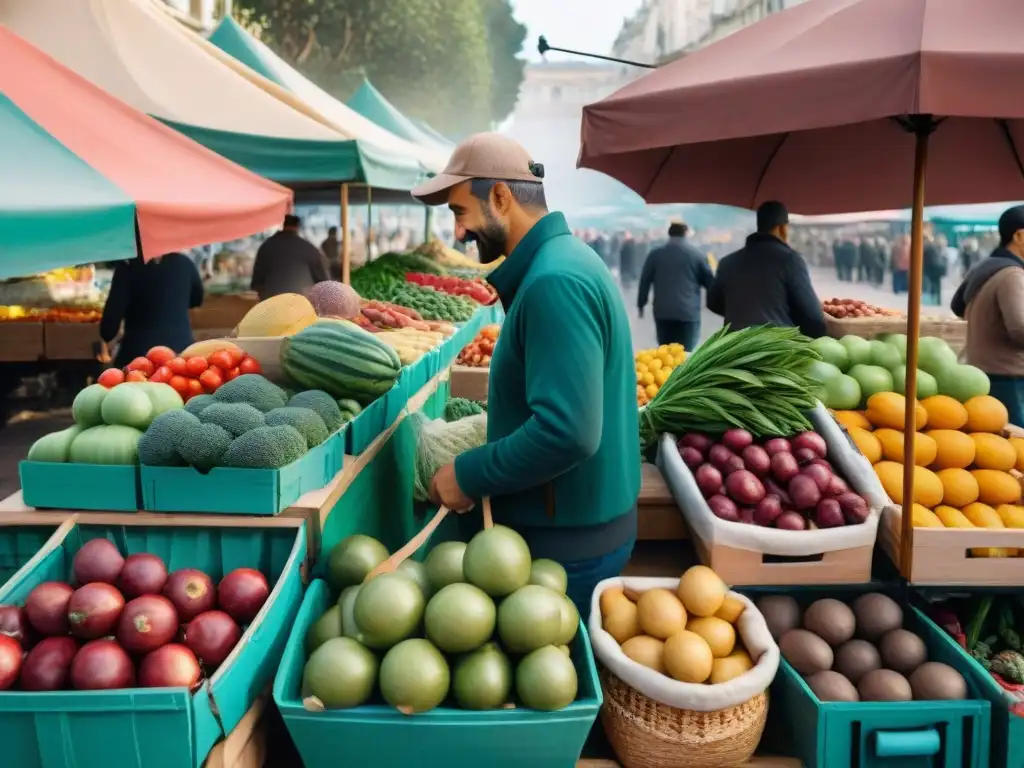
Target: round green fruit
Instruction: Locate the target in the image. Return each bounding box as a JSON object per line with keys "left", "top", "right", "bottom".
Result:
{"left": 424, "top": 583, "right": 496, "bottom": 653}
{"left": 303, "top": 637, "right": 378, "bottom": 709}
{"left": 379, "top": 639, "right": 450, "bottom": 713}
{"left": 464, "top": 525, "right": 531, "bottom": 598}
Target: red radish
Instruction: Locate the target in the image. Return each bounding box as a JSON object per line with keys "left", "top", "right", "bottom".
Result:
{"left": 776, "top": 511, "right": 808, "bottom": 530}
{"left": 25, "top": 582, "right": 74, "bottom": 636}
{"left": 707, "top": 495, "right": 740, "bottom": 522}
{"left": 763, "top": 438, "right": 791, "bottom": 456}
{"left": 788, "top": 475, "right": 822, "bottom": 510}
{"left": 68, "top": 583, "right": 125, "bottom": 639}
{"left": 723, "top": 455, "right": 746, "bottom": 475}
{"left": 679, "top": 433, "right": 713, "bottom": 454}
{"left": 793, "top": 447, "right": 817, "bottom": 466}
{"left": 722, "top": 429, "right": 754, "bottom": 452}
{"left": 117, "top": 595, "right": 179, "bottom": 653}
{"left": 741, "top": 445, "right": 771, "bottom": 477}
{"left": 20, "top": 636, "right": 78, "bottom": 691}
{"left": 802, "top": 463, "right": 834, "bottom": 494}
{"left": 738, "top": 506, "right": 756, "bottom": 524}
{"left": 185, "top": 610, "right": 241, "bottom": 667}
{"left": 815, "top": 499, "right": 846, "bottom": 528}
{"left": 72, "top": 539, "right": 124, "bottom": 586}
{"left": 725, "top": 470, "right": 766, "bottom": 506}
{"left": 0, "top": 605, "right": 34, "bottom": 647}
{"left": 791, "top": 432, "right": 828, "bottom": 459}
{"left": 754, "top": 495, "right": 784, "bottom": 526}
{"left": 837, "top": 493, "right": 870, "bottom": 524}
{"left": 770, "top": 451, "right": 800, "bottom": 483}
{"left": 694, "top": 464, "right": 724, "bottom": 499}
{"left": 138, "top": 643, "right": 201, "bottom": 688}
{"left": 218, "top": 569, "right": 270, "bottom": 624}
{"left": 708, "top": 445, "right": 737, "bottom": 472}
{"left": 679, "top": 446, "right": 704, "bottom": 469}
{"left": 828, "top": 475, "right": 850, "bottom": 496}
{"left": 0, "top": 635, "right": 21, "bottom": 690}
{"left": 163, "top": 569, "right": 216, "bottom": 621}
{"left": 70, "top": 639, "right": 136, "bottom": 690}
{"left": 118, "top": 554, "right": 168, "bottom": 599}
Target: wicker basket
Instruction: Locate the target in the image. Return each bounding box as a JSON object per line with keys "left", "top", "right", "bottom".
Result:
{"left": 824, "top": 315, "right": 967, "bottom": 352}
{"left": 600, "top": 669, "right": 768, "bottom": 768}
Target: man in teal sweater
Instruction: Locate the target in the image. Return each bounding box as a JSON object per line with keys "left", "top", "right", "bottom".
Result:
{"left": 413, "top": 133, "right": 641, "bottom": 612}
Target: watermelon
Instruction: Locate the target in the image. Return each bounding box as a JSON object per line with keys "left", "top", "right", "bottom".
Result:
{"left": 281, "top": 320, "right": 402, "bottom": 403}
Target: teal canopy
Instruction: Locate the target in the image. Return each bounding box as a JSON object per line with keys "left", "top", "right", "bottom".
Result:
{"left": 347, "top": 79, "right": 453, "bottom": 155}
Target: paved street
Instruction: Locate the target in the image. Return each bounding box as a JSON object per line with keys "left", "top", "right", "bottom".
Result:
{"left": 626, "top": 266, "right": 958, "bottom": 351}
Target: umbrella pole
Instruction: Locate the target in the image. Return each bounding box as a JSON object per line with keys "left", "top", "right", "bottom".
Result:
{"left": 899, "top": 128, "right": 931, "bottom": 579}
{"left": 341, "top": 183, "right": 351, "bottom": 284}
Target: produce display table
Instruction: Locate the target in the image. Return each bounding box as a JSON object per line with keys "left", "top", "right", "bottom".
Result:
{"left": 0, "top": 322, "right": 44, "bottom": 362}
{"left": 637, "top": 462, "right": 687, "bottom": 541}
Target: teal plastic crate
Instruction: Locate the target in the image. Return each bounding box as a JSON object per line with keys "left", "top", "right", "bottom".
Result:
{"left": 0, "top": 519, "right": 307, "bottom": 768}
{"left": 758, "top": 587, "right": 991, "bottom": 768}
{"left": 20, "top": 462, "right": 141, "bottom": 511}
{"left": 920, "top": 596, "right": 1024, "bottom": 768}
{"left": 140, "top": 430, "right": 340, "bottom": 515}
{"left": 0, "top": 522, "right": 64, "bottom": 592}
{"left": 274, "top": 579, "right": 601, "bottom": 768}
{"left": 347, "top": 396, "right": 390, "bottom": 455}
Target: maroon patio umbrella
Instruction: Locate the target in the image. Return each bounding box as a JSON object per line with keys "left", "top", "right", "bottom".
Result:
{"left": 579, "top": 0, "right": 1024, "bottom": 578}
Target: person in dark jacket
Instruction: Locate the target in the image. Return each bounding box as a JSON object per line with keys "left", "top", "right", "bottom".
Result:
{"left": 100, "top": 252, "right": 203, "bottom": 368}
{"left": 251, "top": 214, "right": 329, "bottom": 300}
{"left": 637, "top": 222, "right": 714, "bottom": 350}
{"left": 923, "top": 233, "right": 946, "bottom": 306}
{"left": 320, "top": 226, "right": 341, "bottom": 281}
{"left": 707, "top": 201, "right": 827, "bottom": 338}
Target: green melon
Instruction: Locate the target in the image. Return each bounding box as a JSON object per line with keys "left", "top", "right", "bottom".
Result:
{"left": 72, "top": 384, "right": 109, "bottom": 428}
{"left": 917, "top": 337, "right": 958, "bottom": 377}
{"left": 100, "top": 384, "right": 154, "bottom": 430}
{"left": 839, "top": 336, "right": 873, "bottom": 367}
{"left": 848, "top": 365, "right": 894, "bottom": 406}
{"left": 809, "top": 337, "right": 851, "bottom": 371}
{"left": 821, "top": 374, "right": 862, "bottom": 410}
{"left": 878, "top": 333, "right": 908, "bottom": 362}
{"left": 868, "top": 340, "right": 902, "bottom": 370}
{"left": 936, "top": 364, "right": 991, "bottom": 403}
{"left": 891, "top": 367, "right": 938, "bottom": 399}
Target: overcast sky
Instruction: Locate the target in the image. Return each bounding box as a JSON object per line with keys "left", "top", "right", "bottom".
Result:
{"left": 512, "top": 0, "right": 646, "bottom": 61}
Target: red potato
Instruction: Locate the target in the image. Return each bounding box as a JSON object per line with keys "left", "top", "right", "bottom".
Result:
{"left": 708, "top": 445, "right": 737, "bottom": 471}
{"left": 721, "top": 429, "right": 754, "bottom": 453}
{"left": 793, "top": 447, "right": 818, "bottom": 466}
{"left": 679, "top": 433, "right": 713, "bottom": 455}
{"left": 679, "top": 446, "right": 704, "bottom": 469}
{"left": 837, "top": 493, "right": 870, "bottom": 524}
{"left": 742, "top": 445, "right": 771, "bottom": 477}
{"left": 738, "top": 506, "right": 756, "bottom": 524}
{"left": 754, "top": 495, "right": 784, "bottom": 526}
{"left": 791, "top": 432, "right": 828, "bottom": 459}
{"left": 726, "top": 470, "right": 766, "bottom": 506}
{"left": 815, "top": 499, "right": 846, "bottom": 529}
{"left": 828, "top": 475, "right": 850, "bottom": 497}
{"left": 694, "top": 464, "right": 723, "bottom": 499}
{"left": 789, "top": 474, "right": 822, "bottom": 510}
{"left": 776, "top": 511, "right": 808, "bottom": 531}
{"left": 708, "top": 495, "right": 741, "bottom": 522}
{"left": 802, "top": 463, "right": 834, "bottom": 494}
{"left": 770, "top": 451, "right": 800, "bottom": 483}
{"left": 763, "top": 438, "right": 792, "bottom": 456}
{"left": 723, "top": 455, "right": 746, "bottom": 475}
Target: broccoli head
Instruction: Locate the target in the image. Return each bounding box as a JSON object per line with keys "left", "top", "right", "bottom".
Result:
{"left": 199, "top": 402, "right": 266, "bottom": 437}
{"left": 184, "top": 394, "right": 215, "bottom": 417}
{"left": 213, "top": 374, "right": 287, "bottom": 413}
{"left": 288, "top": 390, "right": 344, "bottom": 432}
{"left": 220, "top": 425, "right": 307, "bottom": 469}
{"left": 265, "top": 407, "right": 328, "bottom": 447}
{"left": 138, "top": 410, "right": 200, "bottom": 467}
{"left": 177, "top": 423, "right": 233, "bottom": 472}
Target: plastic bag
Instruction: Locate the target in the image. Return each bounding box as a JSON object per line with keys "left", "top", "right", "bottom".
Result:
{"left": 411, "top": 412, "right": 488, "bottom": 501}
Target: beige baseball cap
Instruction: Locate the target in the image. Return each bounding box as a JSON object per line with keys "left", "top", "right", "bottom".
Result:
{"left": 412, "top": 132, "right": 543, "bottom": 206}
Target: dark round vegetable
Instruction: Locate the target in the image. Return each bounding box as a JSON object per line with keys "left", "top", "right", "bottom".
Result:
{"left": 788, "top": 475, "right": 822, "bottom": 510}
{"left": 708, "top": 445, "right": 737, "bottom": 472}
{"left": 20, "top": 636, "right": 78, "bottom": 691}
{"left": 724, "top": 455, "right": 746, "bottom": 475}
{"left": 810, "top": 458, "right": 834, "bottom": 472}
{"left": 139, "top": 643, "right": 201, "bottom": 689}
{"left": 738, "top": 506, "right": 756, "bottom": 524}
{"left": 793, "top": 447, "right": 818, "bottom": 466}
{"left": 184, "top": 610, "right": 241, "bottom": 667}
{"left": 725, "top": 470, "right": 766, "bottom": 506}
{"left": 679, "top": 433, "right": 713, "bottom": 454}
{"left": 742, "top": 445, "right": 771, "bottom": 477}
{"left": 163, "top": 569, "right": 216, "bottom": 622}
{"left": 25, "top": 581, "right": 74, "bottom": 636}
{"left": 776, "top": 511, "right": 808, "bottom": 531}
{"left": 791, "top": 432, "right": 828, "bottom": 459}
{"left": 694, "top": 464, "right": 724, "bottom": 499}
{"left": 70, "top": 639, "right": 136, "bottom": 690}
{"left": 828, "top": 475, "right": 850, "bottom": 497}
{"left": 815, "top": 499, "right": 846, "bottom": 528}
{"left": 217, "top": 568, "right": 270, "bottom": 624}
{"left": 679, "top": 446, "right": 704, "bottom": 469}
{"left": 0, "top": 605, "right": 34, "bottom": 647}
{"left": 0, "top": 635, "right": 21, "bottom": 690}
{"left": 68, "top": 583, "right": 125, "bottom": 640}
{"left": 837, "top": 493, "right": 870, "bottom": 525}
{"left": 754, "top": 495, "right": 784, "bottom": 526}
{"left": 722, "top": 429, "right": 754, "bottom": 452}
{"left": 117, "top": 595, "right": 179, "bottom": 653}
{"left": 707, "top": 495, "right": 741, "bottom": 522}
{"left": 118, "top": 553, "right": 169, "bottom": 599}
{"left": 802, "top": 463, "right": 834, "bottom": 493}
{"left": 770, "top": 451, "right": 800, "bottom": 483}
{"left": 763, "top": 438, "right": 792, "bottom": 456}
{"left": 72, "top": 539, "right": 125, "bottom": 586}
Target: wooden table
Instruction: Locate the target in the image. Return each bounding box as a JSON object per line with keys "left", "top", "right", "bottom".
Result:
{"left": 637, "top": 463, "right": 686, "bottom": 541}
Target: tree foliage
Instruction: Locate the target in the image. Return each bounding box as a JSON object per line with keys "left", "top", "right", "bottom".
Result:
{"left": 236, "top": 0, "right": 526, "bottom": 136}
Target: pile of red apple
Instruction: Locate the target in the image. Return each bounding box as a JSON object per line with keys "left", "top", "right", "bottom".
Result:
{"left": 0, "top": 539, "right": 271, "bottom": 691}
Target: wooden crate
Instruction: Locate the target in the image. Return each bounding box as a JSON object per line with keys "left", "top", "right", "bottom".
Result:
{"left": 189, "top": 293, "right": 258, "bottom": 331}
{"left": 43, "top": 322, "right": 101, "bottom": 360}
{"left": 449, "top": 364, "right": 488, "bottom": 401}
{"left": 203, "top": 689, "right": 269, "bottom": 768}
{"left": 825, "top": 315, "right": 967, "bottom": 352}
{"left": 688, "top": 523, "right": 873, "bottom": 586}
{"left": 0, "top": 323, "right": 44, "bottom": 362}
{"left": 637, "top": 463, "right": 687, "bottom": 541}
{"left": 878, "top": 509, "right": 1024, "bottom": 586}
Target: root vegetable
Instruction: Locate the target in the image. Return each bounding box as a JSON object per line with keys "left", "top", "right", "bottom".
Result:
{"left": 770, "top": 452, "right": 800, "bottom": 483}
{"left": 765, "top": 479, "right": 792, "bottom": 506}
{"left": 738, "top": 506, "right": 756, "bottom": 524}
{"left": 829, "top": 476, "right": 850, "bottom": 496}
{"left": 742, "top": 445, "right": 771, "bottom": 477}
{"left": 725, "top": 470, "right": 766, "bottom": 506}
{"left": 837, "top": 493, "right": 870, "bottom": 524}
{"left": 708, "top": 445, "right": 737, "bottom": 471}
{"left": 791, "top": 432, "right": 827, "bottom": 459}
{"left": 776, "top": 511, "right": 807, "bottom": 530}
{"left": 793, "top": 447, "right": 818, "bottom": 466}
{"left": 694, "top": 464, "right": 723, "bottom": 499}
{"left": 679, "top": 446, "right": 704, "bottom": 469}
{"left": 724, "top": 455, "right": 746, "bottom": 475}
{"left": 815, "top": 499, "right": 846, "bottom": 528}
{"left": 802, "top": 463, "right": 834, "bottom": 493}
{"left": 680, "top": 433, "right": 713, "bottom": 454}
{"left": 789, "top": 475, "right": 822, "bottom": 510}
{"left": 707, "top": 495, "right": 740, "bottom": 522}
{"left": 764, "top": 438, "right": 791, "bottom": 456}
{"left": 754, "top": 495, "right": 784, "bottom": 526}
{"left": 722, "top": 429, "right": 754, "bottom": 452}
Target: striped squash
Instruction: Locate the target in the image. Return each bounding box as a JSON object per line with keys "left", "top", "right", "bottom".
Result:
{"left": 281, "top": 320, "right": 402, "bottom": 403}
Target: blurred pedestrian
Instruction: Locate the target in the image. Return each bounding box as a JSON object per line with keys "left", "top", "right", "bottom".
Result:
{"left": 619, "top": 232, "right": 639, "bottom": 288}
{"left": 923, "top": 232, "right": 946, "bottom": 306}
{"left": 320, "top": 226, "right": 341, "bottom": 281}
{"left": 251, "top": 214, "right": 329, "bottom": 300}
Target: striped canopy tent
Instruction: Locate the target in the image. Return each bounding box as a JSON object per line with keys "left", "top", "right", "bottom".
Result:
{"left": 0, "top": 0, "right": 426, "bottom": 191}
{"left": 207, "top": 16, "right": 449, "bottom": 176}
{"left": 346, "top": 79, "right": 454, "bottom": 156}
{"left": 0, "top": 26, "right": 291, "bottom": 278}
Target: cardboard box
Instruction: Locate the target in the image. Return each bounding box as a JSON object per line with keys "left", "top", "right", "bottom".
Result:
{"left": 449, "top": 364, "right": 488, "bottom": 401}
